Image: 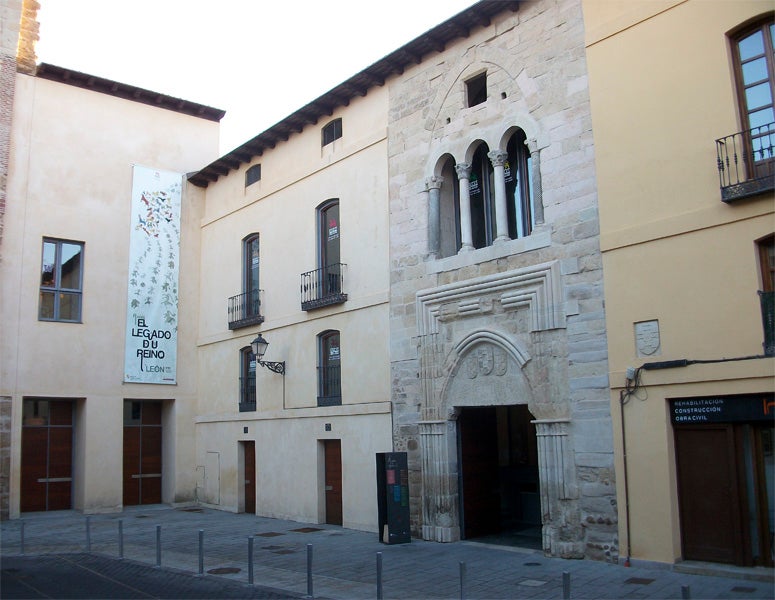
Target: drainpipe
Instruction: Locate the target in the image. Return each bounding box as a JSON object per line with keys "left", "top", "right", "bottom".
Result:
{"left": 619, "top": 389, "right": 631, "bottom": 567}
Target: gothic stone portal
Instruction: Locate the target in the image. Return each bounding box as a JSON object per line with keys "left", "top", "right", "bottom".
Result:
{"left": 419, "top": 338, "right": 584, "bottom": 558}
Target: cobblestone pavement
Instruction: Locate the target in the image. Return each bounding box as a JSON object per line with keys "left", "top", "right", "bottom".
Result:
{"left": 1, "top": 506, "right": 773, "bottom": 599}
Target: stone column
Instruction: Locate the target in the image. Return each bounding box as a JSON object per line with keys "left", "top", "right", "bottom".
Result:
{"left": 487, "top": 150, "right": 510, "bottom": 242}
{"left": 454, "top": 163, "right": 474, "bottom": 252}
{"left": 419, "top": 413, "right": 460, "bottom": 542}
{"left": 526, "top": 139, "right": 544, "bottom": 226}
{"left": 425, "top": 175, "right": 443, "bottom": 258}
{"left": 533, "top": 418, "right": 583, "bottom": 558}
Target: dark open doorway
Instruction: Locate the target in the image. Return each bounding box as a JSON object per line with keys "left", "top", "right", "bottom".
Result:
{"left": 458, "top": 405, "right": 541, "bottom": 549}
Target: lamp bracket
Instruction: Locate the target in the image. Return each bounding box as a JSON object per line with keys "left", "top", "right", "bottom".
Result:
{"left": 258, "top": 360, "right": 285, "bottom": 375}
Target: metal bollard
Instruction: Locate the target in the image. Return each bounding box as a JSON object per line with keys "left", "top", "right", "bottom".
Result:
{"left": 563, "top": 571, "right": 571, "bottom": 600}
{"left": 198, "top": 529, "right": 204, "bottom": 575}
{"left": 155, "top": 525, "right": 161, "bottom": 568}
{"left": 118, "top": 520, "right": 124, "bottom": 559}
{"left": 248, "top": 536, "right": 254, "bottom": 585}
{"left": 459, "top": 561, "right": 466, "bottom": 600}
{"left": 20, "top": 520, "right": 25, "bottom": 555}
{"left": 306, "top": 543, "right": 313, "bottom": 598}
{"left": 376, "top": 552, "right": 383, "bottom": 600}
{"left": 681, "top": 584, "right": 691, "bottom": 599}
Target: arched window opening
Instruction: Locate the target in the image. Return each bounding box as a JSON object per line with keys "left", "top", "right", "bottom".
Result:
{"left": 317, "top": 330, "right": 341, "bottom": 406}
{"left": 506, "top": 129, "right": 534, "bottom": 240}
{"left": 239, "top": 346, "right": 256, "bottom": 412}
{"left": 469, "top": 143, "right": 495, "bottom": 249}
{"left": 439, "top": 158, "right": 460, "bottom": 258}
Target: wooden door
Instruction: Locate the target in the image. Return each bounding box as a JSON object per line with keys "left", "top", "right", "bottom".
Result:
{"left": 21, "top": 400, "right": 73, "bottom": 512}
{"left": 675, "top": 425, "right": 747, "bottom": 564}
{"left": 324, "top": 440, "right": 343, "bottom": 525}
{"left": 244, "top": 441, "right": 256, "bottom": 514}
{"left": 459, "top": 407, "right": 500, "bottom": 538}
{"left": 123, "top": 401, "right": 162, "bottom": 506}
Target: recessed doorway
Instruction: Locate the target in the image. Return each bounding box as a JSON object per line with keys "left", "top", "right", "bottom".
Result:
{"left": 458, "top": 405, "right": 541, "bottom": 549}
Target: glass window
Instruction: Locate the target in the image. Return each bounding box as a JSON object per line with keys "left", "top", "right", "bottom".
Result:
{"left": 322, "top": 118, "right": 342, "bottom": 146}
{"left": 733, "top": 19, "right": 775, "bottom": 170}
{"left": 245, "top": 164, "right": 261, "bottom": 187}
{"left": 239, "top": 346, "right": 256, "bottom": 412}
{"left": 39, "top": 238, "right": 83, "bottom": 322}
{"left": 469, "top": 144, "right": 495, "bottom": 249}
{"left": 317, "top": 330, "right": 341, "bottom": 407}
{"left": 318, "top": 200, "right": 343, "bottom": 297}
{"left": 505, "top": 129, "right": 534, "bottom": 240}
{"left": 243, "top": 234, "right": 260, "bottom": 319}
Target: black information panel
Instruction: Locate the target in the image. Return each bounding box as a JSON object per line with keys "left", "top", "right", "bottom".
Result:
{"left": 670, "top": 393, "right": 775, "bottom": 425}
{"left": 376, "top": 452, "right": 411, "bottom": 544}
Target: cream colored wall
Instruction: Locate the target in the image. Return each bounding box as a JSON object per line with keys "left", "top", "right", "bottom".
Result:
{"left": 195, "top": 411, "right": 393, "bottom": 530}
{"left": 584, "top": 0, "right": 775, "bottom": 564}
{"left": 2, "top": 73, "right": 219, "bottom": 516}
{"left": 194, "top": 87, "right": 392, "bottom": 527}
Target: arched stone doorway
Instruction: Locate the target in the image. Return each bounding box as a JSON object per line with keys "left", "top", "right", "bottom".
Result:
{"left": 457, "top": 404, "right": 541, "bottom": 547}
{"left": 413, "top": 264, "right": 586, "bottom": 557}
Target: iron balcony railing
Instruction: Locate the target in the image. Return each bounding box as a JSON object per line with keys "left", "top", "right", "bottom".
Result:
{"left": 716, "top": 122, "right": 774, "bottom": 202}
{"left": 300, "top": 263, "right": 347, "bottom": 311}
{"left": 760, "top": 290, "right": 775, "bottom": 357}
{"left": 228, "top": 289, "right": 264, "bottom": 330}
{"left": 239, "top": 375, "right": 256, "bottom": 412}
{"left": 317, "top": 365, "right": 341, "bottom": 407}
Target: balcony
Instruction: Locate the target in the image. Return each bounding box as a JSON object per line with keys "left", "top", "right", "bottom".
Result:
{"left": 317, "top": 365, "right": 341, "bottom": 407}
{"left": 300, "top": 263, "right": 347, "bottom": 311}
{"left": 716, "top": 122, "right": 774, "bottom": 202}
{"left": 239, "top": 375, "right": 256, "bottom": 412}
{"left": 760, "top": 290, "right": 774, "bottom": 357}
{"left": 228, "top": 290, "right": 264, "bottom": 330}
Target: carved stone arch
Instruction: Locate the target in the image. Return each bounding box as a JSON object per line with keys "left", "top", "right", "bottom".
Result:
{"left": 438, "top": 329, "right": 535, "bottom": 420}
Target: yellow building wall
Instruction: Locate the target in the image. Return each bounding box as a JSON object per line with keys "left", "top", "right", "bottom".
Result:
{"left": 584, "top": 0, "right": 775, "bottom": 564}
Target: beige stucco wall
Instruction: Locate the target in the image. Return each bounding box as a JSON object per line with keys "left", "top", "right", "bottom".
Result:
{"left": 584, "top": 0, "right": 775, "bottom": 564}
{"left": 194, "top": 87, "right": 393, "bottom": 530}
{"left": 1, "top": 72, "right": 219, "bottom": 516}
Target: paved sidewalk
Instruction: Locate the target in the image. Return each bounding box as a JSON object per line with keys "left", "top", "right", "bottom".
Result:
{"left": 1, "top": 506, "right": 773, "bottom": 599}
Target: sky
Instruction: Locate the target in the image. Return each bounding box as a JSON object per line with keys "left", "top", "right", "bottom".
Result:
{"left": 36, "top": 1, "right": 476, "bottom": 154}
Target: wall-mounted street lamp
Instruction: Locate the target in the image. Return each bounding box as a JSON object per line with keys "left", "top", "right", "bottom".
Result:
{"left": 251, "top": 333, "right": 286, "bottom": 375}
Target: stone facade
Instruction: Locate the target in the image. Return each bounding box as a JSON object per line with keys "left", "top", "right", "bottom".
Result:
{"left": 387, "top": 0, "right": 617, "bottom": 560}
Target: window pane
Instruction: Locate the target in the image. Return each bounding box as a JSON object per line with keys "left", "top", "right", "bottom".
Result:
{"left": 742, "top": 57, "right": 768, "bottom": 85}
{"left": 59, "top": 243, "right": 82, "bottom": 290}
{"left": 739, "top": 30, "right": 764, "bottom": 61}
{"left": 41, "top": 241, "right": 56, "bottom": 287}
{"left": 321, "top": 203, "right": 340, "bottom": 267}
{"left": 58, "top": 292, "right": 81, "bottom": 321}
{"left": 23, "top": 400, "right": 49, "bottom": 426}
{"left": 749, "top": 107, "right": 775, "bottom": 130}
{"left": 39, "top": 291, "right": 55, "bottom": 319}
{"left": 746, "top": 81, "right": 772, "bottom": 111}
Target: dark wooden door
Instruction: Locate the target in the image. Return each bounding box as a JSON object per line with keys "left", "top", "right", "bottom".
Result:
{"left": 459, "top": 407, "right": 500, "bottom": 538}
{"left": 244, "top": 441, "right": 256, "bottom": 514}
{"left": 123, "top": 402, "right": 162, "bottom": 506}
{"left": 324, "top": 440, "right": 343, "bottom": 525}
{"left": 21, "top": 400, "right": 73, "bottom": 512}
{"left": 675, "top": 425, "right": 746, "bottom": 564}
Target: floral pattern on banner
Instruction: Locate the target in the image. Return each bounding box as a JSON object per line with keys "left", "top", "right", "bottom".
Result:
{"left": 124, "top": 167, "right": 182, "bottom": 384}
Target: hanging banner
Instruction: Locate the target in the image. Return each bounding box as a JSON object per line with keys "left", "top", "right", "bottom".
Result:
{"left": 124, "top": 166, "right": 182, "bottom": 384}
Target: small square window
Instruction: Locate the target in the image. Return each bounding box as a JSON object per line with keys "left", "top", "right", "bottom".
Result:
{"left": 245, "top": 164, "right": 261, "bottom": 187}
{"left": 322, "top": 118, "right": 342, "bottom": 146}
{"left": 466, "top": 72, "right": 487, "bottom": 107}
